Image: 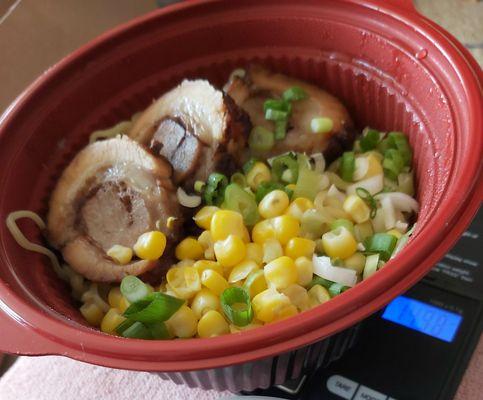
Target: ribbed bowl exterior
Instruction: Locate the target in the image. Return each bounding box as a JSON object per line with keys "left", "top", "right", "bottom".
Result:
{"left": 158, "top": 325, "right": 360, "bottom": 392}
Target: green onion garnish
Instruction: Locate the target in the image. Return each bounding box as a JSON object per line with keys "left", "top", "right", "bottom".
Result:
{"left": 203, "top": 172, "right": 229, "bottom": 206}
{"left": 263, "top": 99, "right": 291, "bottom": 114}
{"left": 242, "top": 158, "right": 258, "bottom": 175}
{"left": 248, "top": 126, "right": 275, "bottom": 153}
{"left": 383, "top": 149, "right": 405, "bottom": 180}
{"left": 123, "top": 292, "right": 184, "bottom": 323}
{"left": 293, "top": 168, "right": 322, "bottom": 201}
{"left": 265, "top": 108, "right": 289, "bottom": 121}
{"left": 194, "top": 180, "right": 205, "bottom": 193}
{"left": 120, "top": 276, "right": 150, "bottom": 303}
{"left": 339, "top": 151, "right": 355, "bottom": 182}
{"left": 360, "top": 128, "right": 381, "bottom": 151}
{"left": 307, "top": 276, "right": 334, "bottom": 290}
{"left": 363, "top": 254, "right": 380, "bottom": 280}
{"left": 388, "top": 132, "right": 412, "bottom": 166}
{"left": 355, "top": 187, "right": 378, "bottom": 219}
{"left": 220, "top": 287, "right": 253, "bottom": 327}
{"left": 230, "top": 172, "right": 248, "bottom": 188}
{"left": 328, "top": 283, "right": 349, "bottom": 297}
{"left": 271, "top": 154, "right": 299, "bottom": 184}
{"left": 115, "top": 319, "right": 136, "bottom": 335}
{"left": 274, "top": 120, "right": 288, "bottom": 140}
{"left": 121, "top": 321, "right": 152, "bottom": 339}
{"left": 255, "top": 181, "right": 293, "bottom": 203}
{"left": 146, "top": 321, "right": 171, "bottom": 339}
{"left": 282, "top": 86, "right": 307, "bottom": 102}
{"left": 330, "top": 219, "right": 355, "bottom": 234}
{"left": 224, "top": 183, "right": 260, "bottom": 226}
{"left": 364, "top": 233, "right": 398, "bottom": 261}
{"left": 310, "top": 117, "right": 333, "bottom": 134}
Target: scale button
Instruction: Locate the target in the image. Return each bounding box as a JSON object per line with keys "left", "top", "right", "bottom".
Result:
{"left": 326, "top": 375, "right": 358, "bottom": 399}
{"left": 353, "top": 385, "right": 387, "bottom": 400}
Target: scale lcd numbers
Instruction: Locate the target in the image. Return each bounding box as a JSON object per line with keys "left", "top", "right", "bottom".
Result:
{"left": 382, "top": 296, "right": 463, "bottom": 342}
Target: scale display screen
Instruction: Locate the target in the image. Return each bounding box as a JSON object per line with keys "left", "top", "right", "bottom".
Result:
{"left": 382, "top": 296, "right": 463, "bottom": 342}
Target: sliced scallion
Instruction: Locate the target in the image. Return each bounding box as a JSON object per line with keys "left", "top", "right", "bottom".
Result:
{"left": 310, "top": 117, "right": 333, "bottom": 134}
{"left": 360, "top": 128, "right": 381, "bottom": 151}
{"left": 383, "top": 149, "right": 405, "bottom": 180}
{"left": 123, "top": 292, "right": 184, "bottom": 323}
{"left": 220, "top": 287, "right": 253, "bottom": 327}
{"left": 340, "top": 151, "right": 355, "bottom": 182}
{"left": 328, "top": 282, "right": 349, "bottom": 297}
{"left": 203, "top": 172, "right": 228, "bottom": 206}
{"left": 120, "top": 276, "right": 150, "bottom": 303}
{"left": 271, "top": 154, "right": 299, "bottom": 184}
{"left": 265, "top": 108, "right": 288, "bottom": 121}
{"left": 293, "top": 168, "right": 322, "bottom": 201}
{"left": 355, "top": 187, "right": 378, "bottom": 219}
{"left": 364, "top": 233, "right": 398, "bottom": 261}
{"left": 121, "top": 321, "right": 152, "bottom": 339}
{"left": 242, "top": 158, "right": 258, "bottom": 175}
{"left": 224, "top": 183, "right": 260, "bottom": 226}
{"left": 282, "top": 86, "right": 307, "bottom": 102}
{"left": 263, "top": 99, "right": 291, "bottom": 114}
{"left": 274, "top": 120, "right": 288, "bottom": 140}
{"left": 248, "top": 126, "right": 275, "bottom": 153}
{"left": 307, "top": 276, "right": 334, "bottom": 290}
{"left": 230, "top": 172, "right": 248, "bottom": 188}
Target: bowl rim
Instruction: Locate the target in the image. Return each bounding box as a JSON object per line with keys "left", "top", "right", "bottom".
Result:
{"left": 0, "top": 0, "right": 481, "bottom": 371}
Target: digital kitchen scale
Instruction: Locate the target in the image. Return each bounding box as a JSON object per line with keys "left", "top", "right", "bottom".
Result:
{"left": 246, "top": 209, "right": 483, "bottom": 400}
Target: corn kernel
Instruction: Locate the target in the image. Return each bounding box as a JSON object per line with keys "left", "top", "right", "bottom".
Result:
{"left": 190, "top": 289, "right": 221, "bottom": 319}
{"left": 194, "top": 206, "right": 219, "bottom": 230}
{"left": 285, "top": 237, "right": 316, "bottom": 259}
{"left": 354, "top": 221, "right": 374, "bottom": 242}
{"left": 282, "top": 284, "right": 309, "bottom": 311}
{"left": 271, "top": 215, "right": 300, "bottom": 245}
{"left": 193, "top": 260, "right": 223, "bottom": 276}
{"left": 80, "top": 302, "right": 104, "bottom": 326}
{"left": 107, "top": 245, "right": 133, "bottom": 265}
{"left": 245, "top": 242, "right": 263, "bottom": 265}
{"left": 245, "top": 270, "right": 268, "bottom": 298}
{"left": 263, "top": 238, "right": 284, "bottom": 264}
{"left": 211, "top": 210, "right": 249, "bottom": 242}
{"left": 344, "top": 252, "right": 366, "bottom": 274}
{"left": 166, "top": 305, "right": 197, "bottom": 338}
{"left": 228, "top": 260, "right": 259, "bottom": 283}
{"left": 285, "top": 197, "right": 315, "bottom": 220}
{"left": 214, "top": 235, "right": 246, "bottom": 267}
{"left": 197, "top": 310, "right": 230, "bottom": 338}
{"left": 321, "top": 227, "right": 357, "bottom": 259}
{"left": 365, "top": 153, "right": 383, "bottom": 178}
{"left": 118, "top": 296, "right": 130, "bottom": 313}
{"left": 133, "top": 231, "right": 166, "bottom": 260}
{"left": 272, "top": 304, "right": 298, "bottom": 322}
{"left": 387, "top": 229, "right": 403, "bottom": 239}
{"left": 201, "top": 269, "right": 229, "bottom": 295}
{"left": 100, "top": 308, "right": 126, "bottom": 335}
{"left": 246, "top": 162, "right": 271, "bottom": 190}
{"left": 108, "top": 287, "right": 123, "bottom": 309}
{"left": 252, "top": 219, "right": 276, "bottom": 244}
{"left": 264, "top": 256, "right": 298, "bottom": 290}
{"left": 198, "top": 230, "right": 215, "bottom": 260}
{"left": 308, "top": 285, "right": 331, "bottom": 308}
{"left": 166, "top": 266, "right": 201, "bottom": 299}
{"left": 343, "top": 195, "right": 371, "bottom": 223}
{"left": 252, "top": 288, "right": 293, "bottom": 323}
{"left": 175, "top": 237, "right": 204, "bottom": 260}
{"left": 294, "top": 256, "right": 314, "bottom": 287}
{"left": 285, "top": 184, "right": 297, "bottom": 192}
{"left": 258, "top": 190, "right": 290, "bottom": 219}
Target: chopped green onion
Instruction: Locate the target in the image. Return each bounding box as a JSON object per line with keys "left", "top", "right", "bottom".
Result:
{"left": 115, "top": 319, "right": 136, "bottom": 335}
{"left": 297, "top": 153, "right": 312, "bottom": 170}
{"left": 243, "top": 270, "right": 265, "bottom": 297}
{"left": 383, "top": 149, "right": 405, "bottom": 180}
{"left": 224, "top": 183, "right": 260, "bottom": 226}
{"left": 294, "top": 168, "right": 322, "bottom": 201}
{"left": 230, "top": 172, "right": 248, "bottom": 188}
{"left": 328, "top": 282, "right": 349, "bottom": 297}
{"left": 203, "top": 172, "right": 228, "bottom": 206}
{"left": 271, "top": 154, "right": 299, "bottom": 183}
{"left": 364, "top": 233, "right": 398, "bottom": 261}
{"left": 307, "top": 276, "right": 334, "bottom": 289}
{"left": 120, "top": 276, "right": 150, "bottom": 303}
{"left": 263, "top": 99, "right": 291, "bottom": 113}
{"left": 220, "top": 287, "right": 253, "bottom": 327}
{"left": 388, "top": 132, "right": 412, "bottom": 166}
{"left": 248, "top": 126, "right": 275, "bottom": 153}
{"left": 121, "top": 321, "right": 152, "bottom": 339}
{"left": 310, "top": 117, "right": 333, "bottom": 134}
{"left": 123, "top": 292, "right": 184, "bottom": 323}
{"left": 363, "top": 254, "right": 380, "bottom": 280}
{"left": 265, "top": 108, "right": 288, "bottom": 121}
{"left": 274, "top": 120, "right": 288, "bottom": 140}
{"left": 242, "top": 158, "right": 258, "bottom": 175}
{"left": 146, "top": 321, "right": 171, "bottom": 339}
{"left": 392, "top": 224, "right": 416, "bottom": 258}
{"left": 255, "top": 181, "right": 293, "bottom": 203}
{"left": 282, "top": 86, "right": 307, "bottom": 102}
{"left": 339, "top": 151, "right": 355, "bottom": 182}
{"left": 360, "top": 128, "right": 380, "bottom": 151}
{"left": 355, "top": 187, "right": 378, "bottom": 218}
{"left": 194, "top": 180, "right": 205, "bottom": 193}
{"left": 330, "top": 219, "right": 354, "bottom": 234}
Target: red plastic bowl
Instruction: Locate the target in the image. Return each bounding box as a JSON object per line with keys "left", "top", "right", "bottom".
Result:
{"left": 0, "top": 0, "right": 481, "bottom": 392}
